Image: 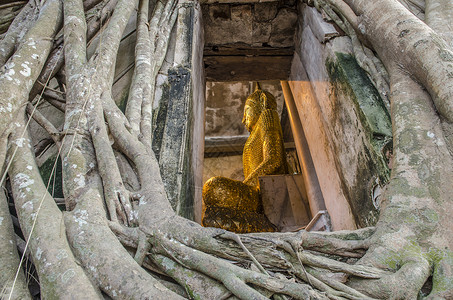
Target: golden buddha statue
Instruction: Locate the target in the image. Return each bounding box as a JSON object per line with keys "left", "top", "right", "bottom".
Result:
{"left": 202, "top": 84, "right": 288, "bottom": 233}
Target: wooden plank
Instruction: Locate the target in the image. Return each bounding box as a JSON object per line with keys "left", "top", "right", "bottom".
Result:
{"left": 260, "top": 174, "right": 311, "bottom": 231}
{"left": 204, "top": 55, "right": 293, "bottom": 81}
{"left": 285, "top": 175, "right": 311, "bottom": 224}
{"left": 204, "top": 44, "right": 294, "bottom": 56}
{"left": 204, "top": 135, "right": 296, "bottom": 156}
{"left": 260, "top": 175, "right": 289, "bottom": 228}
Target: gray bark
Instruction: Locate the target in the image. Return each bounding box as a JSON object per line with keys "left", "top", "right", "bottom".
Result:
{"left": 0, "top": 0, "right": 39, "bottom": 66}
{"left": 0, "top": 185, "right": 31, "bottom": 300}
{"left": 9, "top": 113, "right": 101, "bottom": 299}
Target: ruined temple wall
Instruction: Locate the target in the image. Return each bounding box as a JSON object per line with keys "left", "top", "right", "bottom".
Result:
{"left": 288, "top": 5, "right": 392, "bottom": 229}
{"left": 204, "top": 81, "right": 284, "bottom": 138}
{"left": 157, "top": 1, "right": 206, "bottom": 220}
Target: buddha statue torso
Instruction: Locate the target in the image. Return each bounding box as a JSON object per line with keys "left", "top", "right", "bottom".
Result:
{"left": 202, "top": 86, "right": 287, "bottom": 233}
{"left": 243, "top": 109, "right": 287, "bottom": 187}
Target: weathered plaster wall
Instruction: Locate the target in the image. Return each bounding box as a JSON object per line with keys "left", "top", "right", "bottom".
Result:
{"left": 203, "top": 155, "right": 244, "bottom": 184}
{"left": 205, "top": 80, "right": 284, "bottom": 137}
{"left": 202, "top": 1, "right": 296, "bottom": 48}
{"left": 289, "top": 57, "right": 357, "bottom": 230}
{"left": 325, "top": 52, "right": 391, "bottom": 227}
{"left": 289, "top": 5, "right": 392, "bottom": 229}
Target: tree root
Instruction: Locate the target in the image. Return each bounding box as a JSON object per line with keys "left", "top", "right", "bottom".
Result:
{"left": 0, "top": 0, "right": 38, "bottom": 66}
{"left": 298, "top": 251, "right": 389, "bottom": 278}
{"left": 3, "top": 0, "right": 452, "bottom": 299}
{"left": 221, "top": 231, "right": 269, "bottom": 275}
{"left": 0, "top": 186, "right": 31, "bottom": 300}
{"left": 90, "top": 91, "right": 134, "bottom": 225}
{"left": 429, "top": 254, "right": 453, "bottom": 299}
{"left": 108, "top": 220, "right": 138, "bottom": 248}
{"left": 150, "top": 229, "right": 328, "bottom": 300}
{"left": 106, "top": 192, "right": 398, "bottom": 300}
{"left": 114, "top": 213, "right": 404, "bottom": 300}
{"left": 101, "top": 208, "right": 453, "bottom": 300}
{"left": 306, "top": 268, "right": 377, "bottom": 300}
{"left": 8, "top": 116, "right": 100, "bottom": 299}
{"left": 150, "top": 254, "right": 230, "bottom": 299}
{"left": 134, "top": 230, "right": 150, "bottom": 265}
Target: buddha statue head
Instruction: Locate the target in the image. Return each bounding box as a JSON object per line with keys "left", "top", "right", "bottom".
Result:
{"left": 242, "top": 84, "right": 278, "bottom": 132}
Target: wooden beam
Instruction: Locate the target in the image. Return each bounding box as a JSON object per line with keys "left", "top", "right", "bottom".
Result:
{"left": 204, "top": 135, "right": 295, "bottom": 157}
{"left": 204, "top": 55, "right": 293, "bottom": 81}
{"left": 204, "top": 43, "right": 294, "bottom": 56}
{"left": 204, "top": 136, "right": 247, "bottom": 157}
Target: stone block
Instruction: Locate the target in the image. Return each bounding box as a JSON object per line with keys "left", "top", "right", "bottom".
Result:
{"left": 231, "top": 4, "right": 251, "bottom": 21}
{"left": 269, "top": 8, "right": 298, "bottom": 47}
{"left": 204, "top": 4, "right": 253, "bottom": 45}
{"left": 203, "top": 2, "right": 296, "bottom": 48}
{"left": 260, "top": 174, "right": 311, "bottom": 232}
{"left": 252, "top": 22, "right": 272, "bottom": 45}
{"left": 304, "top": 6, "right": 338, "bottom": 43}
{"left": 209, "top": 4, "right": 230, "bottom": 20}
{"left": 253, "top": 2, "right": 277, "bottom": 22}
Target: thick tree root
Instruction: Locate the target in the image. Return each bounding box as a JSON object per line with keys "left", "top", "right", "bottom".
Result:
{"left": 0, "top": 187, "right": 31, "bottom": 300}
{"left": 107, "top": 214, "right": 390, "bottom": 300}
{"left": 8, "top": 116, "right": 101, "bottom": 299}
{"left": 150, "top": 229, "right": 327, "bottom": 300}
{"left": 298, "top": 251, "right": 389, "bottom": 278}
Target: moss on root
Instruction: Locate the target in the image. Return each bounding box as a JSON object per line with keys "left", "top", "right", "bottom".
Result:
{"left": 325, "top": 52, "right": 392, "bottom": 226}
{"left": 38, "top": 154, "right": 63, "bottom": 199}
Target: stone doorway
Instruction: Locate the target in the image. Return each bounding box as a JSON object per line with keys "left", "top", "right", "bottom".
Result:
{"left": 200, "top": 1, "right": 314, "bottom": 231}
{"left": 199, "top": 0, "right": 392, "bottom": 232}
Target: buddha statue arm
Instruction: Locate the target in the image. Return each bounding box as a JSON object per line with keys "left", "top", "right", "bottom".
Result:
{"left": 243, "top": 110, "right": 285, "bottom": 186}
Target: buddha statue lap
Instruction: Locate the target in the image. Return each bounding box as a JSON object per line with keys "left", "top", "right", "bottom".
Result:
{"left": 202, "top": 85, "right": 288, "bottom": 233}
